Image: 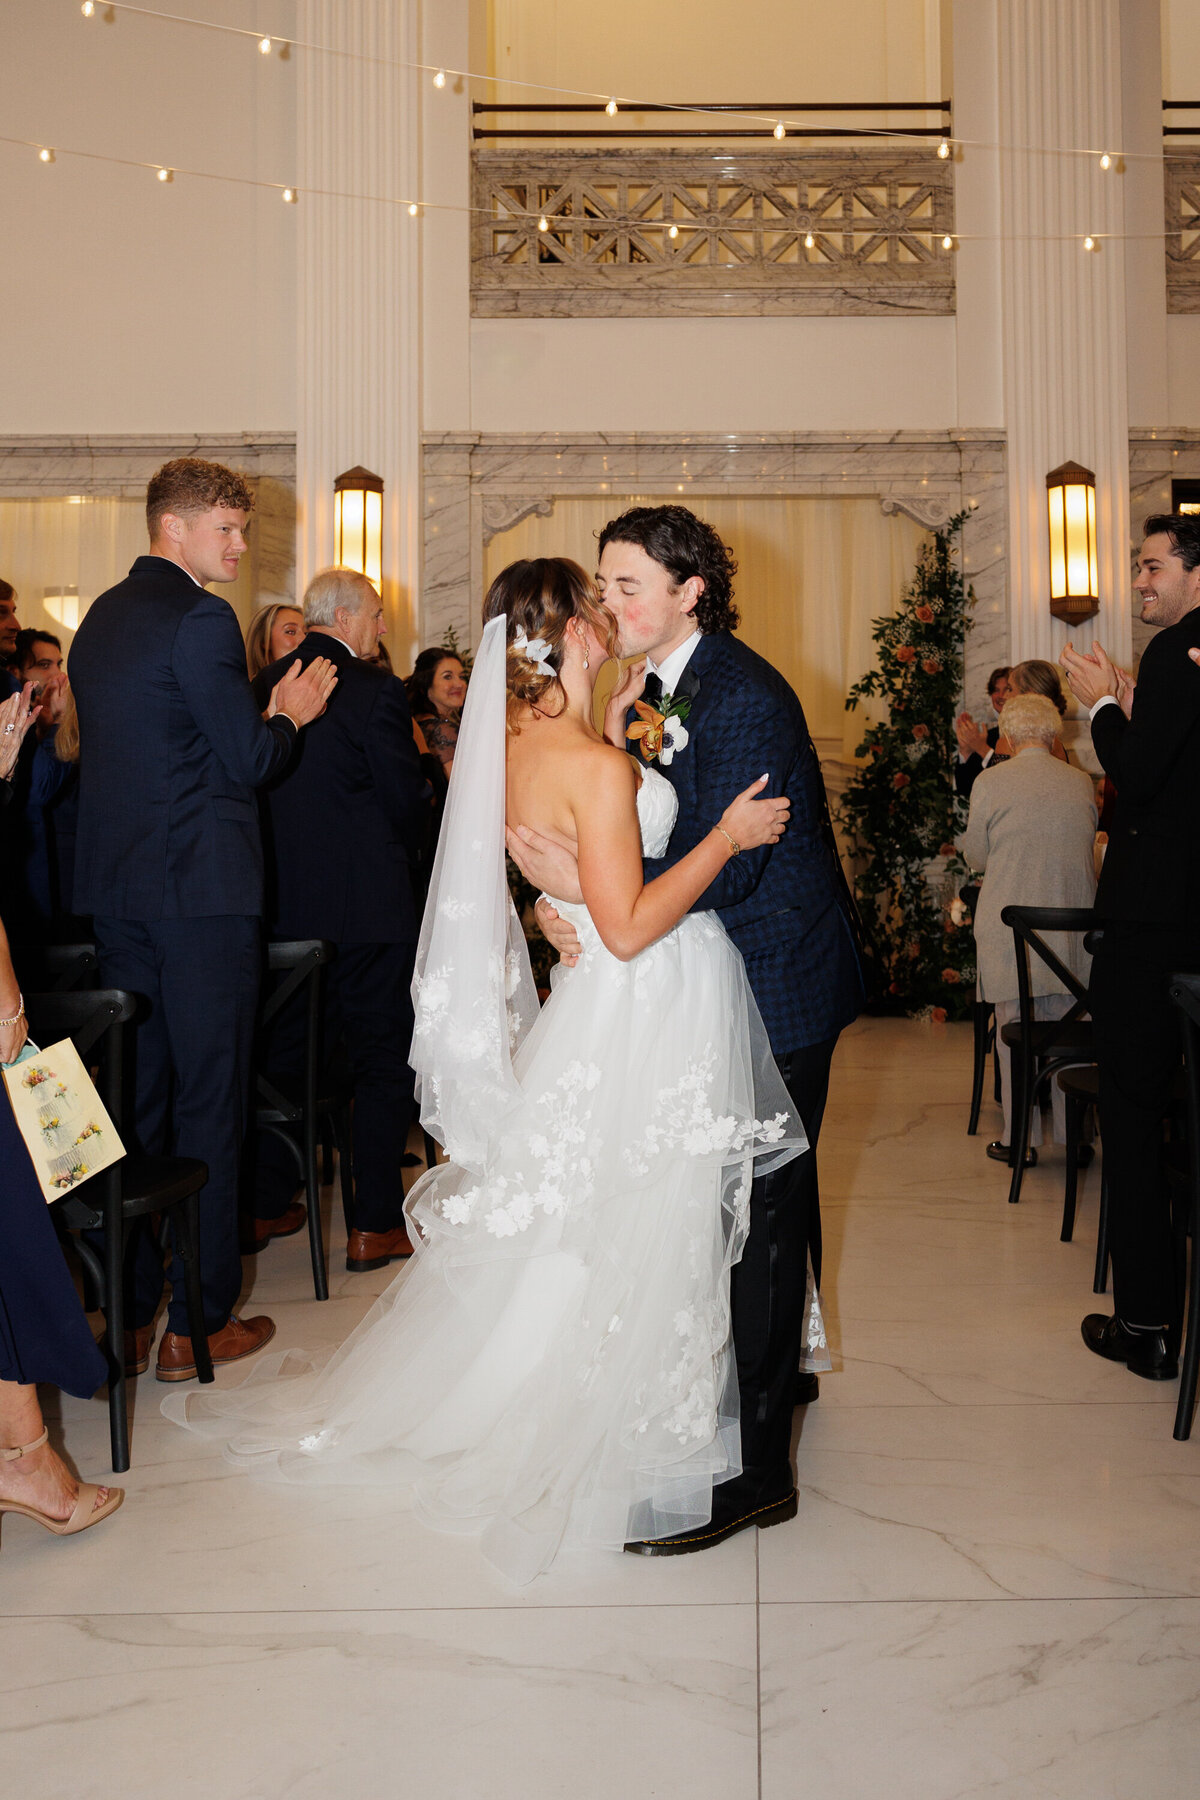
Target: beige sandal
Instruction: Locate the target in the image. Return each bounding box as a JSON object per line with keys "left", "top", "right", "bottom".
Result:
{"left": 0, "top": 1430, "right": 125, "bottom": 1536}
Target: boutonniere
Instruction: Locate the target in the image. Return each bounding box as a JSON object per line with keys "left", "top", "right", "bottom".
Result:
{"left": 627, "top": 692, "right": 692, "bottom": 766}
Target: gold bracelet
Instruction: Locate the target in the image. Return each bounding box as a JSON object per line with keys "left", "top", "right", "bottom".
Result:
{"left": 715, "top": 826, "right": 741, "bottom": 858}
{"left": 0, "top": 993, "right": 24, "bottom": 1028}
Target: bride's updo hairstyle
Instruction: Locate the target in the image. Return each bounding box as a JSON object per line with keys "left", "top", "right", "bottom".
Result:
{"left": 482, "top": 556, "right": 618, "bottom": 734}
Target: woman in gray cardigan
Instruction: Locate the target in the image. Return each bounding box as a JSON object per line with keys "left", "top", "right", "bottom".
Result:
{"left": 958, "top": 693, "right": 1098, "bottom": 1163}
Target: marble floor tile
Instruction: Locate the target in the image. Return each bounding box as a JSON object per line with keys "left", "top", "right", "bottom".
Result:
{"left": 760, "top": 1598, "right": 1200, "bottom": 1800}
{"left": 3, "top": 1604, "right": 759, "bottom": 1800}
{"left": 766, "top": 1398, "right": 1200, "bottom": 1603}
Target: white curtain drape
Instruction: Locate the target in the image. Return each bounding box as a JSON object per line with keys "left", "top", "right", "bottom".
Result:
{"left": 0, "top": 497, "right": 262, "bottom": 647}
{"left": 483, "top": 496, "right": 927, "bottom": 759}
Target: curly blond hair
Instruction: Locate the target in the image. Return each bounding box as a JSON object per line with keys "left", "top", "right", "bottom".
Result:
{"left": 482, "top": 558, "right": 618, "bottom": 735}
{"left": 146, "top": 458, "right": 255, "bottom": 538}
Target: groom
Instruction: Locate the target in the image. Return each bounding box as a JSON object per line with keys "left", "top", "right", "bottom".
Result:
{"left": 508, "top": 504, "right": 864, "bottom": 1552}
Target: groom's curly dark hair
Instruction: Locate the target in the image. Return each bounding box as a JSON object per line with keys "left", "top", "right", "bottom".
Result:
{"left": 597, "top": 505, "right": 740, "bottom": 635}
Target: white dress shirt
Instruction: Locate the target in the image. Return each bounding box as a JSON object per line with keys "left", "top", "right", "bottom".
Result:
{"left": 647, "top": 629, "right": 701, "bottom": 695}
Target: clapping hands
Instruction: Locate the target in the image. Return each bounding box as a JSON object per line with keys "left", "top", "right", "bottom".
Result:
{"left": 0, "top": 682, "right": 39, "bottom": 782}
{"left": 267, "top": 656, "right": 338, "bottom": 727}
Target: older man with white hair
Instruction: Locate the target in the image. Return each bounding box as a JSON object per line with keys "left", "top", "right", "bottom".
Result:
{"left": 248, "top": 567, "right": 431, "bottom": 1271}
{"left": 958, "top": 692, "right": 1098, "bottom": 1166}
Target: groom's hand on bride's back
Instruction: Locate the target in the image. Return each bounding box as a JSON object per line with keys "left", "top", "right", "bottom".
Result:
{"left": 505, "top": 824, "right": 585, "bottom": 965}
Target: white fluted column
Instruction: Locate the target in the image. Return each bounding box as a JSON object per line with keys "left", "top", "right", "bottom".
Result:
{"left": 296, "top": 1, "right": 421, "bottom": 647}
{"left": 996, "top": 0, "right": 1131, "bottom": 665}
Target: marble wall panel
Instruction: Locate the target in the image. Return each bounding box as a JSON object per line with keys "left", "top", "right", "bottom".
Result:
{"left": 1129, "top": 428, "right": 1200, "bottom": 664}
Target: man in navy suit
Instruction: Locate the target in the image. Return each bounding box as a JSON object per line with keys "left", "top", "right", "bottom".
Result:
{"left": 511, "top": 504, "right": 864, "bottom": 1552}
{"left": 249, "top": 567, "right": 431, "bottom": 1272}
{"left": 70, "top": 457, "right": 336, "bottom": 1382}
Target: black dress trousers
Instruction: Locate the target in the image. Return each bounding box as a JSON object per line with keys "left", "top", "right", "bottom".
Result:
{"left": 730, "top": 1033, "right": 837, "bottom": 1481}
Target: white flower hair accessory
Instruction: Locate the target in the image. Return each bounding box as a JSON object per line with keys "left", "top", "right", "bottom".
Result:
{"left": 511, "top": 628, "right": 555, "bottom": 679}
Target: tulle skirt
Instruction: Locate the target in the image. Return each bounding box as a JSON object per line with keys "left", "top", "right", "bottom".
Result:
{"left": 163, "top": 908, "right": 812, "bottom": 1585}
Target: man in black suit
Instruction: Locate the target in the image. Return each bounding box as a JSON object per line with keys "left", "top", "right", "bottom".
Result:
{"left": 954, "top": 665, "right": 1010, "bottom": 799}
{"left": 249, "top": 567, "right": 431, "bottom": 1272}
{"left": 70, "top": 457, "right": 336, "bottom": 1381}
{"left": 1061, "top": 513, "right": 1200, "bottom": 1380}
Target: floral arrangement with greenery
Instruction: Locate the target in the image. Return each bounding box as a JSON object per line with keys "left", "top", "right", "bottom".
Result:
{"left": 838, "top": 514, "right": 978, "bottom": 1022}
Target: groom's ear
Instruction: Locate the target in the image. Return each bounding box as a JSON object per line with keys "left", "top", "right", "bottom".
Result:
{"left": 680, "top": 575, "right": 704, "bottom": 617}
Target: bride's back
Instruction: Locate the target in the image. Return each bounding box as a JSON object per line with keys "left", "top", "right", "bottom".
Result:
{"left": 505, "top": 706, "right": 627, "bottom": 854}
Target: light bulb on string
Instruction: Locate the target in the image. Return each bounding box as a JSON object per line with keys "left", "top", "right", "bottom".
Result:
{"left": 773, "top": 121, "right": 786, "bottom": 140}
{"left": 1099, "top": 153, "right": 1111, "bottom": 171}
{"left": 38, "top": 147, "right": 55, "bottom": 164}
{"left": 433, "top": 69, "right": 446, "bottom": 88}
{"left": 408, "top": 202, "right": 419, "bottom": 216}
{"left": 606, "top": 99, "right": 618, "bottom": 117}
{"left": 282, "top": 187, "right": 297, "bottom": 204}
{"left": 81, "top": 1, "right": 94, "bottom": 16}
{"left": 937, "top": 139, "right": 951, "bottom": 160}
{"left": 538, "top": 215, "right": 549, "bottom": 231}
{"left": 1083, "top": 235, "right": 1098, "bottom": 252}
{"left": 668, "top": 222, "right": 679, "bottom": 239}
{"left": 157, "top": 167, "right": 173, "bottom": 183}
{"left": 941, "top": 233, "right": 957, "bottom": 252}
{"left": 259, "top": 36, "right": 272, "bottom": 55}
{"left": 805, "top": 231, "right": 816, "bottom": 249}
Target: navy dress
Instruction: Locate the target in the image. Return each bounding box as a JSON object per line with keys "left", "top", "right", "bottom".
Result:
{"left": 0, "top": 1090, "right": 106, "bottom": 1398}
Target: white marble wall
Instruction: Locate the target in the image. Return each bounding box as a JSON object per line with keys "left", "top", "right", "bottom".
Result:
{"left": 422, "top": 429, "right": 1009, "bottom": 719}
{"left": 1129, "top": 428, "right": 1200, "bottom": 665}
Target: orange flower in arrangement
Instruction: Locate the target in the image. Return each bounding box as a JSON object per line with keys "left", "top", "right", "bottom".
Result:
{"left": 892, "top": 771, "right": 911, "bottom": 789}
{"left": 941, "top": 967, "right": 961, "bottom": 984}
{"left": 931, "top": 1006, "right": 948, "bottom": 1024}
{"left": 922, "top": 658, "right": 942, "bottom": 675}
{"left": 915, "top": 604, "right": 935, "bottom": 623}
{"left": 912, "top": 723, "right": 930, "bottom": 741}
{"left": 895, "top": 645, "right": 917, "bottom": 664}
{"left": 939, "top": 842, "right": 957, "bottom": 857}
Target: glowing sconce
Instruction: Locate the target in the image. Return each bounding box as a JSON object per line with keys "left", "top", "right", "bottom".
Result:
{"left": 333, "top": 466, "right": 384, "bottom": 593}
{"left": 1046, "top": 461, "right": 1099, "bottom": 623}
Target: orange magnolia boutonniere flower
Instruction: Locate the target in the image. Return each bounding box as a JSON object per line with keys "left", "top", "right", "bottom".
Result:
{"left": 626, "top": 693, "right": 691, "bottom": 765}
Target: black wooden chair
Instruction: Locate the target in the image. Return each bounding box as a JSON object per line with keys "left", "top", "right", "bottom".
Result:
{"left": 12, "top": 940, "right": 99, "bottom": 994}
{"left": 1056, "top": 1063, "right": 1110, "bottom": 1292}
{"left": 1169, "top": 973, "right": 1200, "bottom": 1441}
{"left": 252, "top": 940, "right": 351, "bottom": 1301}
{"left": 25, "top": 988, "right": 213, "bottom": 1474}
{"left": 998, "top": 906, "right": 1096, "bottom": 1206}
{"left": 967, "top": 1000, "right": 998, "bottom": 1135}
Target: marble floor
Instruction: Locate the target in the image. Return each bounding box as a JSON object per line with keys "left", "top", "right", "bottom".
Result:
{"left": 4, "top": 1016, "right": 1200, "bottom": 1799}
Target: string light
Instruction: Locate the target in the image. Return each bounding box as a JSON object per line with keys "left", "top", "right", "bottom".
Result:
{"left": 81, "top": 1, "right": 94, "bottom": 15}
{"left": 1099, "top": 153, "right": 1111, "bottom": 170}
{"left": 38, "top": 147, "right": 55, "bottom": 164}
{"left": 156, "top": 166, "right": 173, "bottom": 182}
{"left": 282, "top": 187, "right": 297, "bottom": 203}
{"left": 538, "top": 215, "right": 549, "bottom": 231}
{"left": 433, "top": 69, "right": 446, "bottom": 89}
{"left": 1083, "top": 234, "right": 1098, "bottom": 251}
{"left": 773, "top": 122, "right": 786, "bottom": 140}
{"left": 407, "top": 201, "right": 419, "bottom": 215}
{"left": 667, "top": 222, "right": 679, "bottom": 239}
{"left": 259, "top": 36, "right": 272, "bottom": 55}
{"left": 941, "top": 233, "right": 957, "bottom": 251}
{"left": 937, "top": 138, "right": 951, "bottom": 160}
{"left": 606, "top": 99, "right": 618, "bottom": 117}
{"left": 805, "top": 231, "right": 816, "bottom": 249}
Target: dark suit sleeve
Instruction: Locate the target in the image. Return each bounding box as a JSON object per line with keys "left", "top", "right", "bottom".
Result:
{"left": 366, "top": 678, "right": 432, "bottom": 855}
{"left": 1090, "top": 632, "right": 1200, "bottom": 806}
{"left": 642, "top": 698, "right": 796, "bottom": 910}
{"left": 173, "top": 594, "right": 296, "bottom": 787}
{"left": 954, "top": 752, "right": 982, "bottom": 800}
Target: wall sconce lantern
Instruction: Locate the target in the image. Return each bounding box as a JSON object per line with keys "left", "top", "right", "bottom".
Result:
{"left": 42, "top": 584, "right": 83, "bottom": 632}
{"left": 1046, "top": 461, "right": 1099, "bottom": 623}
{"left": 333, "top": 466, "right": 383, "bottom": 593}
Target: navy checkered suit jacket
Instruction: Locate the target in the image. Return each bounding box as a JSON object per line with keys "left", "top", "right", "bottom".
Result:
{"left": 638, "top": 630, "right": 864, "bottom": 1056}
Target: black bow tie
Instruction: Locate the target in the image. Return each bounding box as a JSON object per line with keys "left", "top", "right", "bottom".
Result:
{"left": 642, "top": 670, "right": 664, "bottom": 704}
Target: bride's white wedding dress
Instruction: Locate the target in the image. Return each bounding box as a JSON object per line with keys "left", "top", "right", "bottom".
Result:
{"left": 164, "top": 619, "right": 816, "bottom": 1585}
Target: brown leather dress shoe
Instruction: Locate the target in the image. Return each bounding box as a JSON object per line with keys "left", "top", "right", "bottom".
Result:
{"left": 240, "top": 1200, "right": 308, "bottom": 1254}
{"left": 346, "top": 1225, "right": 414, "bottom": 1272}
{"left": 122, "top": 1325, "right": 154, "bottom": 1377}
{"left": 155, "top": 1314, "right": 277, "bottom": 1383}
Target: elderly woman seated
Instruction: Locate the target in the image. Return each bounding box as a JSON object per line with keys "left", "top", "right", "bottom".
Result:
{"left": 958, "top": 692, "right": 1098, "bottom": 1166}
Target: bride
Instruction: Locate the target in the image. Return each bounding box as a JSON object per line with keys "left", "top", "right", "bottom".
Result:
{"left": 165, "top": 558, "right": 808, "bottom": 1585}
